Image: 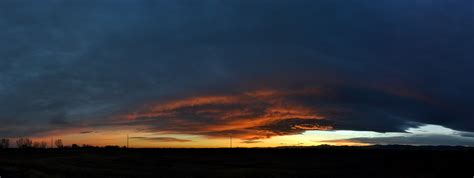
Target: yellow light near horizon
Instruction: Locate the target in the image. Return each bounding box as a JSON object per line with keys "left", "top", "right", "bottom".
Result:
{"left": 29, "top": 130, "right": 363, "bottom": 148}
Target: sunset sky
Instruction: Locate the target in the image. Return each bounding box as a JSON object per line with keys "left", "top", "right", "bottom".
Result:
{"left": 1, "top": 0, "right": 474, "bottom": 147}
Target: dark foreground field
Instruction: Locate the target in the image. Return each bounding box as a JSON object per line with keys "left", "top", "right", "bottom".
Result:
{"left": 0, "top": 146, "right": 473, "bottom": 178}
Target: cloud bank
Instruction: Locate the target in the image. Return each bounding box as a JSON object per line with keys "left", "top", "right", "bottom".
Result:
{"left": 121, "top": 86, "right": 452, "bottom": 141}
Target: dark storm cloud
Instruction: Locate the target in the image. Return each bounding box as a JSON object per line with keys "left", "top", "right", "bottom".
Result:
{"left": 1, "top": 0, "right": 474, "bottom": 144}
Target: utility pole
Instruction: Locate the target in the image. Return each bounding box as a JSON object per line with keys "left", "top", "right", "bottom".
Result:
{"left": 230, "top": 136, "right": 232, "bottom": 148}
{"left": 127, "top": 134, "right": 129, "bottom": 148}
{"left": 51, "top": 137, "right": 53, "bottom": 149}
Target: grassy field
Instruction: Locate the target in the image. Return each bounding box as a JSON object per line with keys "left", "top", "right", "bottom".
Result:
{"left": 0, "top": 146, "right": 473, "bottom": 178}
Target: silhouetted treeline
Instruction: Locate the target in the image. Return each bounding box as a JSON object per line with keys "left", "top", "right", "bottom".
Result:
{"left": 0, "top": 138, "right": 9, "bottom": 149}
{"left": 2, "top": 137, "right": 474, "bottom": 151}
{"left": 0, "top": 138, "right": 58, "bottom": 149}
{"left": 0, "top": 137, "right": 125, "bottom": 149}
{"left": 16, "top": 138, "right": 32, "bottom": 148}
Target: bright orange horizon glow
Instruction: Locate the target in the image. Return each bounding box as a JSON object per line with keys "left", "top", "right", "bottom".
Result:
{"left": 26, "top": 130, "right": 372, "bottom": 148}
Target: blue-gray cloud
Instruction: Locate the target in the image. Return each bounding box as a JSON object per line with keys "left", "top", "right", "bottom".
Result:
{"left": 324, "top": 134, "right": 474, "bottom": 147}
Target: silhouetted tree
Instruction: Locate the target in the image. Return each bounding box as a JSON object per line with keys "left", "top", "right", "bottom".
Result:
{"left": 0, "top": 139, "right": 9, "bottom": 149}
{"left": 40, "top": 141, "right": 48, "bottom": 149}
{"left": 33, "top": 141, "right": 48, "bottom": 149}
{"left": 16, "top": 138, "right": 32, "bottom": 148}
{"left": 55, "top": 139, "right": 63, "bottom": 148}
{"left": 71, "top": 144, "right": 79, "bottom": 149}
{"left": 33, "top": 141, "right": 40, "bottom": 148}
{"left": 104, "top": 145, "right": 120, "bottom": 149}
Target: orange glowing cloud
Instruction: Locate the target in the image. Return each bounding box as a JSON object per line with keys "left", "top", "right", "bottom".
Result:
{"left": 123, "top": 89, "right": 331, "bottom": 140}
{"left": 118, "top": 85, "right": 437, "bottom": 142}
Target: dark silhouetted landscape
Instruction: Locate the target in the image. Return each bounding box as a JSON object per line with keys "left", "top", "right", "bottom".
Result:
{"left": 1, "top": 146, "right": 473, "bottom": 178}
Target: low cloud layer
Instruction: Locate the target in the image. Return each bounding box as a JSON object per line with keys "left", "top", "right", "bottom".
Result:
{"left": 122, "top": 87, "right": 450, "bottom": 140}
{"left": 130, "top": 137, "right": 192, "bottom": 143}
{"left": 324, "top": 135, "right": 474, "bottom": 146}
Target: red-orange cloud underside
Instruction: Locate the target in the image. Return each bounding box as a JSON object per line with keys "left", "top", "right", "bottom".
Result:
{"left": 123, "top": 88, "right": 332, "bottom": 140}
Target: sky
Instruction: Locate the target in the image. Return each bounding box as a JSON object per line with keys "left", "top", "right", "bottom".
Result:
{"left": 1, "top": 0, "right": 474, "bottom": 147}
